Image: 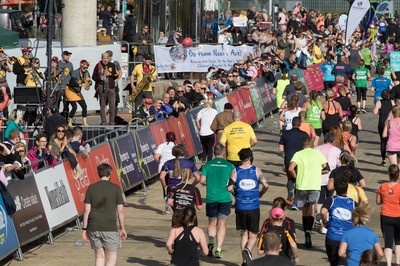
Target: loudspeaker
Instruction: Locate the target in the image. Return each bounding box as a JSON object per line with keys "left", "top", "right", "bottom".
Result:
{"left": 14, "top": 86, "right": 42, "bottom": 104}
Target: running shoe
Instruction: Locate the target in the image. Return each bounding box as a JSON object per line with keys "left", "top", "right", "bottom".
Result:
{"left": 242, "top": 247, "right": 253, "bottom": 263}
{"left": 163, "top": 208, "right": 171, "bottom": 215}
{"left": 291, "top": 204, "right": 299, "bottom": 211}
{"left": 305, "top": 231, "right": 312, "bottom": 249}
{"left": 314, "top": 213, "right": 322, "bottom": 231}
{"left": 381, "top": 160, "right": 387, "bottom": 166}
{"left": 207, "top": 241, "right": 214, "bottom": 257}
{"left": 361, "top": 109, "right": 367, "bottom": 114}
{"left": 320, "top": 227, "right": 327, "bottom": 234}
{"left": 214, "top": 249, "right": 223, "bottom": 258}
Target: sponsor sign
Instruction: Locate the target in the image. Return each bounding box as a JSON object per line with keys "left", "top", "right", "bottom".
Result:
{"left": 132, "top": 127, "right": 159, "bottom": 181}
{"left": 33, "top": 164, "right": 78, "bottom": 230}
{"left": 110, "top": 133, "right": 141, "bottom": 191}
{"left": 345, "top": 0, "right": 371, "bottom": 44}
{"left": 249, "top": 86, "right": 265, "bottom": 120}
{"left": 7, "top": 175, "right": 50, "bottom": 246}
{"left": 185, "top": 107, "right": 204, "bottom": 155}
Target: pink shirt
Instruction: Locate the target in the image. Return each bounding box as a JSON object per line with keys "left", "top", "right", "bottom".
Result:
{"left": 315, "top": 143, "right": 341, "bottom": 186}
{"left": 387, "top": 118, "right": 400, "bottom": 152}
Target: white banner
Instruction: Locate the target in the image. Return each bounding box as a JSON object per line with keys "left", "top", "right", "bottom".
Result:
{"left": 154, "top": 44, "right": 258, "bottom": 73}
{"left": 338, "top": 14, "right": 348, "bottom": 31}
{"left": 34, "top": 164, "right": 78, "bottom": 230}
{"left": 345, "top": 0, "right": 370, "bottom": 44}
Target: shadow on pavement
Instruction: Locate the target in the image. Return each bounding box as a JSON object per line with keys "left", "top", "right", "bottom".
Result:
{"left": 127, "top": 257, "right": 167, "bottom": 265}
{"left": 127, "top": 234, "right": 165, "bottom": 248}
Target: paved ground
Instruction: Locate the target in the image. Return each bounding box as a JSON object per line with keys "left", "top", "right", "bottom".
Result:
{"left": 3, "top": 90, "right": 391, "bottom": 265}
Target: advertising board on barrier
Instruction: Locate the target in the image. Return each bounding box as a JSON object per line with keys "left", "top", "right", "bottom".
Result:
{"left": 0, "top": 194, "right": 20, "bottom": 261}
{"left": 154, "top": 44, "right": 258, "bottom": 73}
{"left": 249, "top": 87, "right": 265, "bottom": 121}
{"left": 63, "top": 157, "right": 97, "bottom": 214}
{"left": 237, "top": 89, "right": 258, "bottom": 125}
{"left": 110, "top": 133, "right": 145, "bottom": 190}
{"left": 185, "top": 107, "right": 204, "bottom": 155}
{"left": 132, "top": 128, "right": 159, "bottom": 181}
{"left": 254, "top": 76, "right": 276, "bottom": 115}
{"left": 34, "top": 164, "right": 78, "bottom": 230}
{"left": 7, "top": 174, "right": 49, "bottom": 246}
{"left": 167, "top": 115, "right": 196, "bottom": 157}
{"left": 89, "top": 143, "right": 123, "bottom": 189}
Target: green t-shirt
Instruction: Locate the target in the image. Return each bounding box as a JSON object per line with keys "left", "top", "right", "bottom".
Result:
{"left": 85, "top": 180, "right": 124, "bottom": 231}
{"left": 384, "top": 67, "right": 392, "bottom": 81}
{"left": 360, "top": 48, "right": 371, "bottom": 65}
{"left": 354, "top": 67, "right": 369, "bottom": 88}
{"left": 201, "top": 158, "right": 234, "bottom": 203}
{"left": 291, "top": 148, "right": 327, "bottom": 191}
{"left": 306, "top": 100, "right": 322, "bottom": 129}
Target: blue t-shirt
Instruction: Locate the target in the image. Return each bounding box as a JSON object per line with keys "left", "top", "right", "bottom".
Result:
{"left": 332, "top": 62, "right": 350, "bottom": 79}
{"left": 341, "top": 226, "right": 379, "bottom": 266}
{"left": 378, "top": 21, "right": 387, "bottom": 32}
{"left": 372, "top": 77, "right": 391, "bottom": 99}
{"left": 325, "top": 196, "right": 355, "bottom": 242}
{"left": 319, "top": 62, "right": 336, "bottom": 81}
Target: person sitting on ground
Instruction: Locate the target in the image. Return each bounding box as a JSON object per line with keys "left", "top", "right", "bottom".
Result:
{"left": 28, "top": 133, "right": 57, "bottom": 171}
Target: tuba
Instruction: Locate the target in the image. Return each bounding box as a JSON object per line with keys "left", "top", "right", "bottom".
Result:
{"left": 129, "top": 67, "right": 156, "bottom": 102}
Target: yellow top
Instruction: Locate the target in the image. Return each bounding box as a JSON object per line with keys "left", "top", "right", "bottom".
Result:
{"left": 220, "top": 121, "right": 256, "bottom": 161}
{"left": 132, "top": 64, "right": 157, "bottom": 92}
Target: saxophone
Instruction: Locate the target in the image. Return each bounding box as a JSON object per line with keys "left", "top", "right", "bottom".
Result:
{"left": 78, "top": 71, "right": 92, "bottom": 90}
{"left": 129, "top": 67, "right": 156, "bottom": 102}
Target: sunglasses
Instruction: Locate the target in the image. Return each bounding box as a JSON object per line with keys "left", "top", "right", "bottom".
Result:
{"left": 228, "top": 75, "right": 233, "bottom": 77}
{"left": 233, "top": 75, "right": 238, "bottom": 77}
{"left": 16, "top": 150, "right": 25, "bottom": 153}
{"left": 57, "top": 129, "right": 65, "bottom": 133}
{"left": 177, "top": 90, "right": 184, "bottom": 93}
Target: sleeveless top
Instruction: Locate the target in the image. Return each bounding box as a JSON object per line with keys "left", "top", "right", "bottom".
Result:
{"left": 171, "top": 225, "right": 199, "bottom": 266}
{"left": 326, "top": 196, "right": 355, "bottom": 242}
{"left": 384, "top": 67, "right": 392, "bottom": 82}
{"left": 306, "top": 100, "right": 322, "bottom": 129}
{"left": 379, "top": 99, "right": 393, "bottom": 128}
{"left": 348, "top": 115, "right": 359, "bottom": 140}
{"left": 322, "top": 101, "right": 340, "bottom": 132}
{"left": 360, "top": 48, "right": 371, "bottom": 65}
{"left": 387, "top": 118, "right": 400, "bottom": 152}
{"left": 235, "top": 165, "right": 259, "bottom": 211}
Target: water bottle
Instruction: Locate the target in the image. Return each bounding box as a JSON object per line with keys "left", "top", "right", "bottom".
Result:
{"left": 75, "top": 241, "right": 84, "bottom": 246}
{"left": 65, "top": 227, "right": 74, "bottom": 232}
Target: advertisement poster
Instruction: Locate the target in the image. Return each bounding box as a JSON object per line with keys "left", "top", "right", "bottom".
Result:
{"left": 110, "top": 133, "right": 142, "bottom": 191}
{"left": 63, "top": 157, "right": 97, "bottom": 214}
{"left": 34, "top": 164, "right": 78, "bottom": 230}
{"left": 185, "top": 107, "right": 204, "bottom": 155}
{"left": 89, "top": 143, "right": 123, "bottom": 189}
{"left": 154, "top": 44, "right": 257, "bottom": 73}
{"left": 237, "top": 89, "right": 258, "bottom": 125}
{"left": 7, "top": 175, "right": 50, "bottom": 246}
{"left": 303, "top": 69, "right": 324, "bottom": 91}
{"left": 167, "top": 115, "right": 196, "bottom": 157}
{"left": 132, "top": 127, "right": 159, "bottom": 181}
{"left": 0, "top": 194, "right": 19, "bottom": 260}
{"left": 254, "top": 76, "right": 276, "bottom": 114}
{"left": 149, "top": 119, "right": 173, "bottom": 146}
{"left": 249, "top": 87, "right": 265, "bottom": 120}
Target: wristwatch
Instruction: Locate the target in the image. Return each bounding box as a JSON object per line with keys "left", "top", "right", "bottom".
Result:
{"left": 82, "top": 228, "right": 87, "bottom": 230}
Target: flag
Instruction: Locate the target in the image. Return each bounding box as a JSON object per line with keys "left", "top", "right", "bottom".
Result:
{"left": 345, "top": 0, "right": 371, "bottom": 44}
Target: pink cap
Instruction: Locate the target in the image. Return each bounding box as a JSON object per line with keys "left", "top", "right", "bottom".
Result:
{"left": 270, "top": 207, "right": 285, "bottom": 219}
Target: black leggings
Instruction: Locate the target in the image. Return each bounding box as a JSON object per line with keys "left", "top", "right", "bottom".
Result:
{"left": 200, "top": 134, "right": 215, "bottom": 162}
{"left": 381, "top": 215, "right": 400, "bottom": 248}
{"left": 356, "top": 87, "right": 367, "bottom": 102}
{"left": 325, "top": 238, "right": 341, "bottom": 266}
{"left": 68, "top": 100, "right": 87, "bottom": 118}
{"left": 379, "top": 124, "right": 388, "bottom": 161}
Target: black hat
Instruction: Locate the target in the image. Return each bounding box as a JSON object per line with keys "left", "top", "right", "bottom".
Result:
{"left": 62, "top": 51, "right": 72, "bottom": 56}
{"left": 224, "top": 103, "right": 233, "bottom": 110}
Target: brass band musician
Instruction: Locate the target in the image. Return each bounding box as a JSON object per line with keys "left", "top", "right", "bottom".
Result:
{"left": 92, "top": 52, "right": 119, "bottom": 125}
{"left": 67, "top": 60, "right": 90, "bottom": 127}
{"left": 129, "top": 54, "right": 157, "bottom": 113}
{"left": 13, "top": 46, "right": 32, "bottom": 86}
{"left": 25, "top": 58, "right": 45, "bottom": 87}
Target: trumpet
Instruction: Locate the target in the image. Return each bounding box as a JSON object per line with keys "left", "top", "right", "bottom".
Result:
{"left": 0, "top": 53, "right": 17, "bottom": 64}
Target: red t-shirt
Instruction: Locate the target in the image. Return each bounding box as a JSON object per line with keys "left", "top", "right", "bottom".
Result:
{"left": 378, "top": 182, "right": 400, "bottom": 217}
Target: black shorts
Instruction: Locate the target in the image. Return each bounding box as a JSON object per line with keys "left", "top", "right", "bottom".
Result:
{"left": 235, "top": 208, "right": 260, "bottom": 234}
{"left": 318, "top": 185, "right": 332, "bottom": 204}
{"left": 315, "top": 128, "right": 322, "bottom": 137}
{"left": 387, "top": 151, "right": 400, "bottom": 157}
